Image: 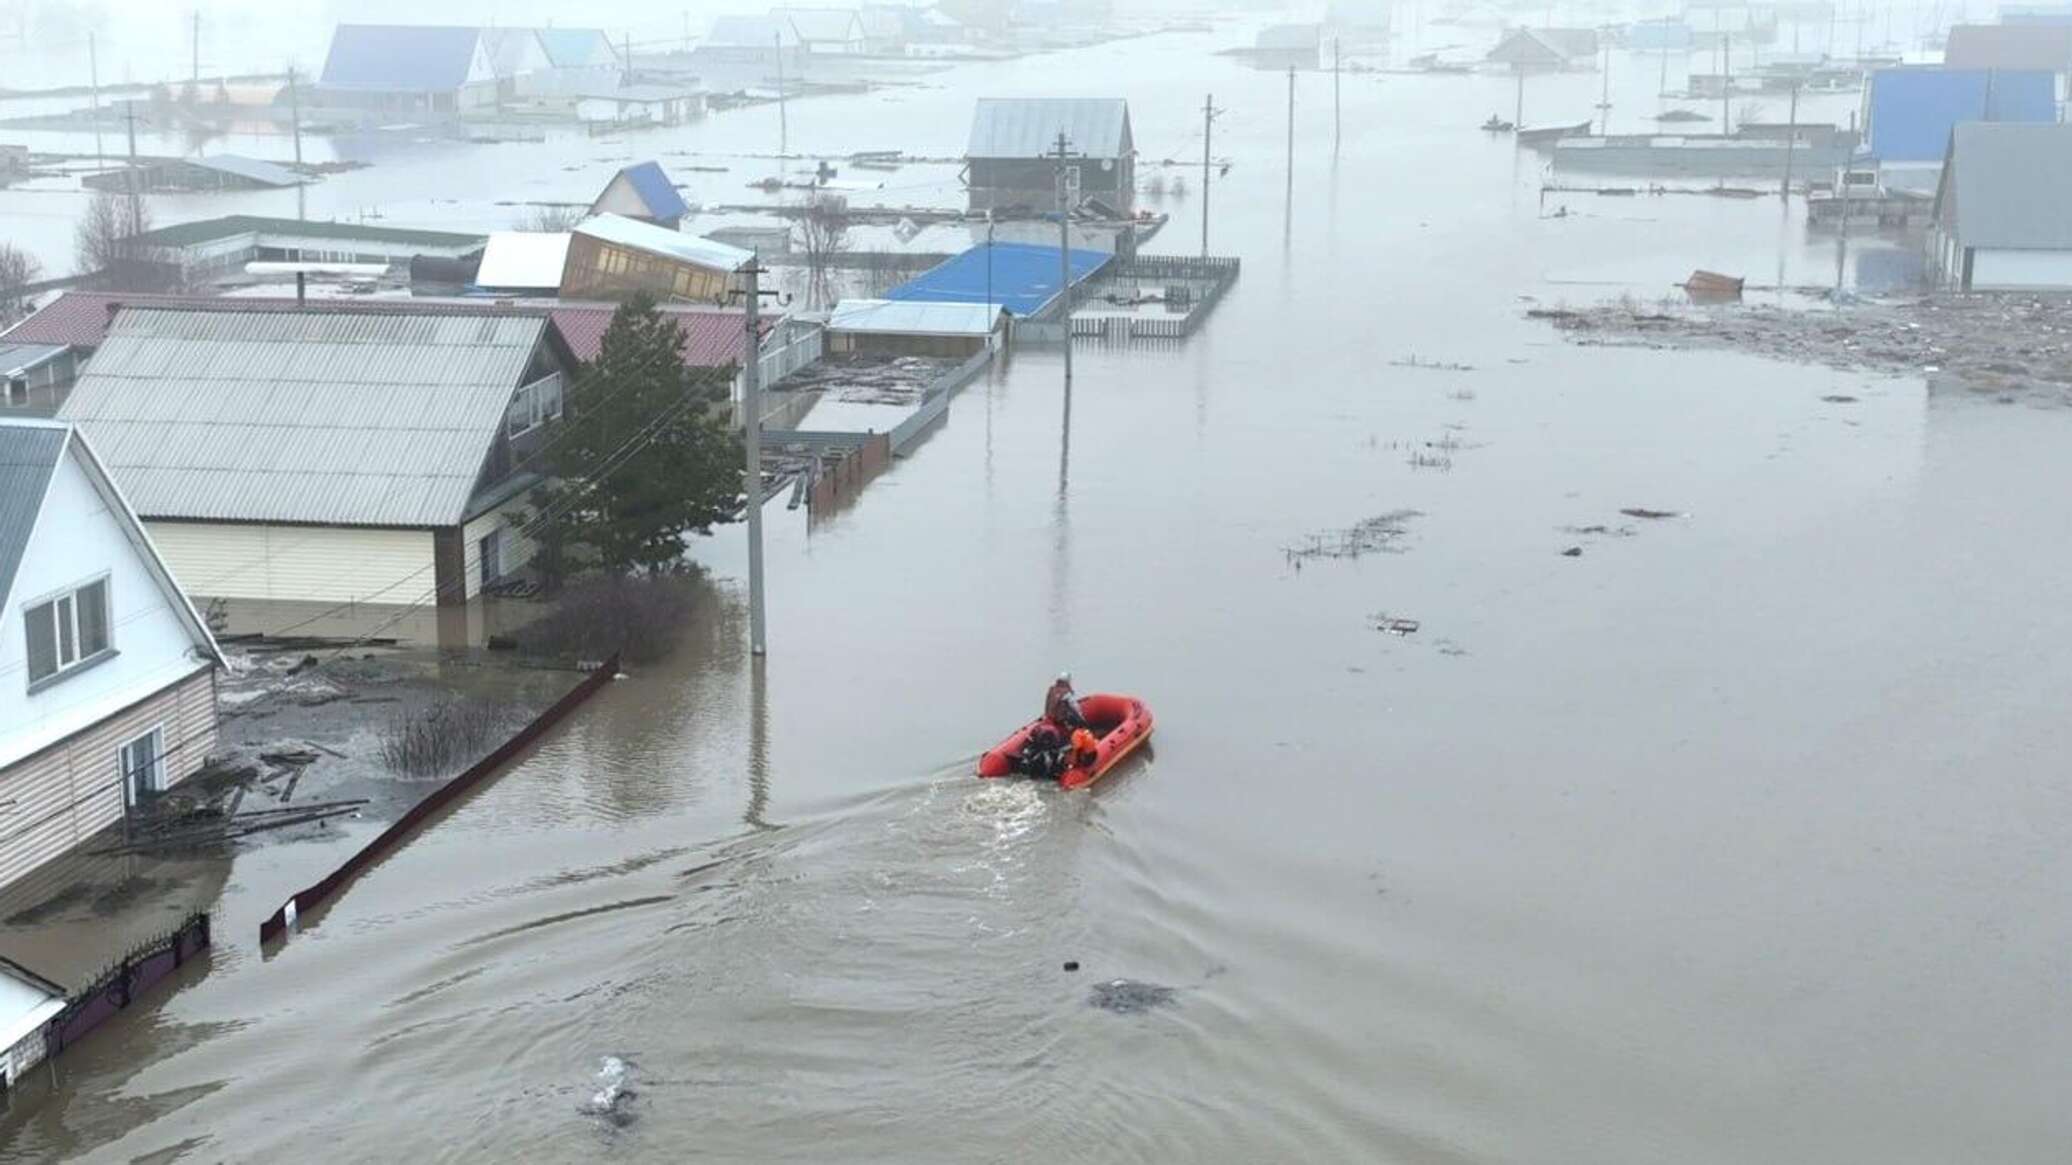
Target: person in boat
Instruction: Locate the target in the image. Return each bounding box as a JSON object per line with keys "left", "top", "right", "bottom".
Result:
{"left": 1020, "top": 673, "right": 1086, "bottom": 779}
{"left": 1044, "top": 672, "right": 1085, "bottom": 731}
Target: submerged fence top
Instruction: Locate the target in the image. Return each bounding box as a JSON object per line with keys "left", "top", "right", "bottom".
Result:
{"left": 886, "top": 242, "right": 1110, "bottom": 318}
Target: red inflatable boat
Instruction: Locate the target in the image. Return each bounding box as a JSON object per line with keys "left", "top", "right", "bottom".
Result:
{"left": 976, "top": 694, "right": 1154, "bottom": 790}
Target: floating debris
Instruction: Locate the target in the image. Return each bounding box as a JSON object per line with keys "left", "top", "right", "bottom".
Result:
{"left": 1821, "top": 394, "right": 1860, "bottom": 403}
{"left": 1388, "top": 354, "right": 1477, "bottom": 372}
{"left": 1561, "top": 546, "right": 1583, "bottom": 557}
{"left": 1088, "top": 979, "right": 1178, "bottom": 1014}
{"left": 1620, "top": 508, "right": 1680, "bottom": 520}
{"left": 580, "top": 1056, "right": 639, "bottom": 1127}
{"left": 1284, "top": 510, "right": 1421, "bottom": 563}
{"left": 1371, "top": 614, "right": 1421, "bottom": 635}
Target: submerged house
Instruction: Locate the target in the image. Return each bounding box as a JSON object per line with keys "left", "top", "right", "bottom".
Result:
{"left": 774, "top": 8, "right": 869, "bottom": 54}
{"left": 695, "top": 15, "right": 806, "bottom": 80}
{"left": 1864, "top": 67, "right": 2059, "bottom": 192}
{"left": 1929, "top": 122, "right": 2072, "bottom": 291}
{"left": 57, "top": 306, "right": 578, "bottom": 607}
{"left": 317, "top": 25, "right": 502, "bottom": 114}
{"left": 1487, "top": 28, "right": 1596, "bottom": 72}
{"left": 589, "top": 162, "right": 692, "bottom": 229}
{"left": 965, "top": 97, "right": 1134, "bottom": 214}
{"left": 1, "top": 957, "right": 66, "bottom": 1089}
{"left": 0, "top": 419, "right": 222, "bottom": 893}
{"left": 560, "top": 213, "right": 752, "bottom": 302}
{"left": 827, "top": 299, "right": 1007, "bottom": 357}
{"left": 116, "top": 214, "right": 486, "bottom": 288}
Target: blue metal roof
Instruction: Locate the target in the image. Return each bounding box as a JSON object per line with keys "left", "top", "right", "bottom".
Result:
{"left": 886, "top": 242, "right": 1110, "bottom": 317}
{"left": 320, "top": 25, "right": 483, "bottom": 92}
{"left": 620, "top": 162, "right": 689, "bottom": 221}
{"left": 1867, "top": 68, "right": 2057, "bottom": 163}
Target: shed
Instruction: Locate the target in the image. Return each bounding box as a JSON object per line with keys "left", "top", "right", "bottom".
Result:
{"left": 966, "top": 98, "right": 1134, "bottom": 213}
{"left": 696, "top": 15, "right": 806, "bottom": 78}
{"left": 574, "top": 87, "right": 705, "bottom": 127}
{"left": 57, "top": 306, "right": 577, "bottom": 606}
{"left": 1487, "top": 29, "right": 1579, "bottom": 71}
{"left": 774, "top": 8, "right": 868, "bottom": 53}
{"left": 828, "top": 298, "right": 1006, "bottom": 356}
{"left": 562, "top": 213, "right": 752, "bottom": 302}
{"left": 1930, "top": 122, "right": 2072, "bottom": 291}
{"left": 317, "top": 25, "right": 500, "bottom": 113}
{"left": 119, "top": 214, "right": 486, "bottom": 286}
{"left": 1942, "top": 24, "right": 2072, "bottom": 72}
{"left": 885, "top": 241, "right": 1110, "bottom": 318}
{"left": 82, "top": 154, "right": 301, "bottom": 194}
{"left": 0, "top": 343, "right": 77, "bottom": 414}
{"left": 591, "top": 162, "right": 691, "bottom": 228}
{"left": 476, "top": 231, "right": 574, "bottom": 292}
{"left": 1255, "top": 23, "right": 1322, "bottom": 50}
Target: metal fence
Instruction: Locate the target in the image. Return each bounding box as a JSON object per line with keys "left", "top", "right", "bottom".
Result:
{"left": 1049, "top": 255, "right": 1241, "bottom": 346}
{"left": 758, "top": 324, "right": 823, "bottom": 388}
{"left": 42, "top": 911, "right": 210, "bottom": 1062}
{"left": 888, "top": 347, "right": 995, "bottom": 456}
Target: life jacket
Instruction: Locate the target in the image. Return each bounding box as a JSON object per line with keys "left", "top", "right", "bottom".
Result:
{"left": 1070, "top": 728, "right": 1098, "bottom": 767}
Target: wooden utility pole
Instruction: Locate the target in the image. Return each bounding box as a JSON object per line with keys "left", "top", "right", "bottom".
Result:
{"left": 1720, "top": 34, "right": 1731, "bottom": 130}
{"left": 287, "top": 65, "right": 303, "bottom": 166}
{"left": 622, "top": 31, "right": 632, "bottom": 85}
{"left": 1514, "top": 68, "right": 1525, "bottom": 128}
{"left": 774, "top": 33, "right": 788, "bottom": 158}
{"left": 736, "top": 258, "right": 780, "bottom": 655}
{"left": 88, "top": 33, "right": 102, "bottom": 169}
{"left": 1285, "top": 67, "right": 1295, "bottom": 212}
{"left": 1200, "top": 92, "right": 1219, "bottom": 257}
{"left": 1780, "top": 82, "right": 1799, "bottom": 200}
{"left": 1052, "top": 130, "right": 1077, "bottom": 385}
{"left": 191, "top": 11, "right": 200, "bottom": 91}
{"left": 124, "top": 100, "right": 141, "bottom": 237}
{"left": 1332, "top": 37, "right": 1341, "bottom": 157}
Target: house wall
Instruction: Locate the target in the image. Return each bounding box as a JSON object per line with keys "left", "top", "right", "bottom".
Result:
{"left": 968, "top": 156, "right": 1133, "bottom": 212}
{"left": 143, "top": 520, "right": 436, "bottom": 605}
{"left": 3, "top": 445, "right": 208, "bottom": 769}
{"left": 0, "top": 666, "right": 215, "bottom": 891}
{"left": 1969, "top": 248, "right": 2072, "bottom": 290}
{"left": 828, "top": 330, "right": 989, "bottom": 358}
{"left": 462, "top": 493, "right": 540, "bottom": 595}
{"left": 560, "top": 232, "right": 739, "bottom": 302}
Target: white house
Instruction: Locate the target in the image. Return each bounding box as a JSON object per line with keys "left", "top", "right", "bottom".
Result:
{"left": 1929, "top": 122, "right": 2072, "bottom": 292}
{"left": 57, "top": 306, "right": 579, "bottom": 609}
{"left": 0, "top": 419, "right": 222, "bottom": 892}
{"left": 1, "top": 957, "right": 65, "bottom": 1090}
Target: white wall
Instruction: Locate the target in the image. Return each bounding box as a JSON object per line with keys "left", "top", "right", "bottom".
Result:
{"left": 462, "top": 496, "right": 538, "bottom": 597}
{"left": 1, "top": 441, "right": 209, "bottom": 769}
{"left": 145, "top": 521, "right": 435, "bottom": 606}
{"left": 1969, "top": 248, "right": 2072, "bottom": 291}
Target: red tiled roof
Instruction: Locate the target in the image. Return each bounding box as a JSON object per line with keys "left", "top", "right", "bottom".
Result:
{"left": 0, "top": 291, "right": 769, "bottom": 369}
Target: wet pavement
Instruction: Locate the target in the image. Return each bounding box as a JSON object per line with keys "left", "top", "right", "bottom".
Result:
{"left": 7, "top": 23, "right": 2072, "bottom": 1165}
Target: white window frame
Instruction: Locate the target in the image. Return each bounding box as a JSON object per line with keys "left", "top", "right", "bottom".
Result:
{"left": 22, "top": 572, "right": 114, "bottom": 692}
{"left": 506, "top": 373, "right": 563, "bottom": 437}
{"left": 119, "top": 724, "right": 168, "bottom": 806}
{"left": 5, "top": 377, "right": 26, "bottom": 407}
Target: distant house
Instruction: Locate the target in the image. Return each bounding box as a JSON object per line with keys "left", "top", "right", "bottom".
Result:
{"left": 1865, "top": 67, "right": 2058, "bottom": 191}
{"left": 317, "top": 24, "right": 501, "bottom": 113}
{"left": 81, "top": 154, "right": 301, "bottom": 194}
{"left": 573, "top": 86, "right": 705, "bottom": 128}
{"left": 1930, "top": 122, "right": 2072, "bottom": 291}
{"left": 966, "top": 97, "right": 1134, "bottom": 214}
{"left": 1, "top": 957, "right": 66, "bottom": 1088}
{"left": 57, "top": 306, "right": 580, "bottom": 607}
{"left": 506, "top": 27, "right": 624, "bottom": 97}
{"left": 476, "top": 231, "right": 573, "bottom": 294}
{"left": 1252, "top": 23, "right": 1322, "bottom": 70}
{"left": 859, "top": 5, "right": 916, "bottom": 53}
{"left": 885, "top": 241, "right": 1111, "bottom": 318}
{"left": 561, "top": 213, "right": 751, "bottom": 303}
{"left": 1942, "top": 24, "right": 2072, "bottom": 75}
{"left": 1487, "top": 28, "right": 1595, "bottom": 71}
{"left": 1324, "top": 0, "right": 1390, "bottom": 46}
{"left": 775, "top": 8, "right": 869, "bottom": 54}
{"left": 590, "top": 162, "right": 692, "bottom": 229}
{"left": 116, "top": 214, "right": 485, "bottom": 287}
{"left": 0, "top": 343, "right": 79, "bottom": 415}
{"left": 1627, "top": 18, "right": 1694, "bottom": 51}
{"left": 480, "top": 28, "right": 554, "bottom": 88}
{"left": 696, "top": 15, "right": 806, "bottom": 78}
{"left": 0, "top": 419, "right": 222, "bottom": 892}
{"left": 828, "top": 298, "right": 1007, "bottom": 357}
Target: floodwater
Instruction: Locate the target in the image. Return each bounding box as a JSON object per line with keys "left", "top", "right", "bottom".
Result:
{"left": 9, "top": 26, "right": 2072, "bottom": 1165}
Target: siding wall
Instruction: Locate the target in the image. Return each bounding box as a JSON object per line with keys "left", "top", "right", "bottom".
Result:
{"left": 560, "top": 232, "right": 739, "bottom": 302}
{"left": 461, "top": 493, "right": 539, "bottom": 597}
{"left": 1969, "top": 248, "right": 2072, "bottom": 290}
{"left": 145, "top": 521, "right": 436, "bottom": 605}
{"left": 0, "top": 666, "right": 216, "bottom": 890}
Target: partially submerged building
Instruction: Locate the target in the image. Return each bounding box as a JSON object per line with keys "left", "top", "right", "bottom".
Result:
{"left": 81, "top": 154, "right": 301, "bottom": 194}
{"left": 774, "top": 8, "right": 869, "bottom": 54}
{"left": 589, "top": 161, "right": 691, "bottom": 229}
{"left": 1929, "top": 122, "right": 2072, "bottom": 291}
{"left": 57, "top": 306, "right": 578, "bottom": 606}
{"left": 120, "top": 215, "right": 486, "bottom": 287}
{"left": 573, "top": 86, "right": 706, "bottom": 127}
{"left": 1864, "top": 67, "right": 2058, "bottom": 192}
{"left": 966, "top": 97, "right": 1134, "bottom": 214}
{"left": 884, "top": 241, "right": 1110, "bottom": 317}
{"left": 0, "top": 343, "right": 78, "bottom": 415}
{"left": 1487, "top": 27, "right": 1597, "bottom": 71}
{"left": 317, "top": 25, "right": 502, "bottom": 114}
{"left": 695, "top": 16, "right": 806, "bottom": 81}
{"left": 1942, "top": 23, "right": 2072, "bottom": 74}
{"left": 0, "top": 419, "right": 222, "bottom": 892}
{"left": 1, "top": 958, "right": 66, "bottom": 1089}
{"left": 561, "top": 213, "right": 751, "bottom": 302}
{"left": 827, "top": 299, "right": 1007, "bottom": 356}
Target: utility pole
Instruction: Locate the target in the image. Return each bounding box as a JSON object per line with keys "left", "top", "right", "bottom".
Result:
{"left": 124, "top": 100, "right": 141, "bottom": 238}
{"left": 1597, "top": 32, "right": 1611, "bottom": 133}
{"left": 88, "top": 33, "right": 102, "bottom": 170}
{"left": 191, "top": 11, "right": 199, "bottom": 92}
{"left": 736, "top": 257, "right": 779, "bottom": 656}
{"left": 1720, "top": 33, "right": 1731, "bottom": 131}
{"left": 287, "top": 65, "right": 303, "bottom": 166}
{"left": 622, "top": 31, "right": 633, "bottom": 86}
{"left": 1332, "top": 37, "right": 1341, "bottom": 158}
{"left": 1514, "top": 68, "right": 1525, "bottom": 128}
{"left": 1052, "top": 130, "right": 1077, "bottom": 385}
{"left": 1285, "top": 67, "right": 1295, "bottom": 213}
{"left": 1200, "top": 92, "right": 1219, "bottom": 257}
{"left": 1780, "top": 82, "right": 1799, "bottom": 200}
{"left": 774, "top": 33, "right": 789, "bottom": 159}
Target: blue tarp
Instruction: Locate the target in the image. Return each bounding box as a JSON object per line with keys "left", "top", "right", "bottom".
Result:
{"left": 1866, "top": 68, "right": 2057, "bottom": 163}
{"left": 619, "top": 162, "right": 689, "bottom": 221}
{"left": 885, "top": 242, "right": 1109, "bottom": 317}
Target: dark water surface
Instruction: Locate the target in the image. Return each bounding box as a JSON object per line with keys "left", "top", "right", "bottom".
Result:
{"left": 7, "top": 30, "right": 2072, "bottom": 1165}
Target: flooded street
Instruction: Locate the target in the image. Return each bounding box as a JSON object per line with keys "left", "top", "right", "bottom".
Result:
{"left": 9, "top": 28, "right": 2072, "bottom": 1165}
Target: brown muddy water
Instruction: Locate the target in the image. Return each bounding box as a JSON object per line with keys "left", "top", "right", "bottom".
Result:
{"left": 8, "top": 31, "right": 2072, "bottom": 1165}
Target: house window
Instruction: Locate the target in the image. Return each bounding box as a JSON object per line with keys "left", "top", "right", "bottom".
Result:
{"left": 5, "top": 378, "right": 25, "bottom": 406}
{"left": 121, "top": 727, "right": 166, "bottom": 805}
{"left": 506, "top": 374, "right": 564, "bottom": 436}
{"left": 24, "top": 577, "right": 112, "bottom": 687}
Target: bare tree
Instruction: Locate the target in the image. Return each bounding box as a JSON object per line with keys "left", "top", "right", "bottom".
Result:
{"left": 74, "top": 190, "right": 157, "bottom": 290}
{"left": 0, "top": 243, "right": 40, "bottom": 324}
{"left": 793, "top": 192, "right": 851, "bottom": 311}
{"left": 519, "top": 203, "right": 587, "bottom": 232}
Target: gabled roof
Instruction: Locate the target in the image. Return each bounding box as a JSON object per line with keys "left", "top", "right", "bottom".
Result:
{"left": 593, "top": 161, "right": 691, "bottom": 221}
{"left": 1934, "top": 122, "right": 2072, "bottom": 250}
{"left": 830, "top": 298, "right": 1004, "bottom": 337}
{"left": 0, "top": 423, "right": 64, "bottom": 614}
{"left": 1943, "top": 24, "right": 2072, "bottom": 72}
{"left": 189, "top": 154, "right": 301, "bottom": 187}
{"left": 1868, "top": 67, "right": 2058, "bottom": 162}
{"left": 967, "top": 98, "right": 1132, "bottom": 159}
{"left": 0, "top": 955, "right": 66, "bottom": 1055}
{"left": 1487, "top": 28, "right": 1581, "bottom": 67}
{"left": 480, "top": 28, "right": 552, "bottom": 78}
{"left": 320, "top": 25, "right": 489, "bottom": 92}
{"left": 774, "top": 7, "right": 866, "bottom": 43}
{"left": 58, "top": 308, "right": 556, "bottom": 528}
{"left": 574, "top": 213, "right": 752, "bottom": 273}
{"left": 123, "top": 214, "right": 485, "bottom": 251}
{"left": 476, "top": 231, "right": 572, "bottom": 289}
{"left": 536, "top": 28, "right": 619, "bottom": 68}
{"left": 885, "top": 241, "right": 1110, "bottom": 317}
{"left": 705, "top": 15, "right": 804, "bottom": 48}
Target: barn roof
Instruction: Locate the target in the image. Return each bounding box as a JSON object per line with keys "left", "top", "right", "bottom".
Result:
{"left": 967, "top": 98, "right": 1132, "bottom": 159}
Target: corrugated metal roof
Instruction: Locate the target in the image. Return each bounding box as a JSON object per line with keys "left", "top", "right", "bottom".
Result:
{"left": 619, "top": 162, "right": 691, "bottom": 220}
{"left": 575, "top": 213, "right": 751, "bottom": 272}
{"left": 885, "top": 242, "right": 1110, "bottom": 317}
{"left": 58, "top": 308, "right": 547, "bottom": 527}
{"left": 1867, "top": 67, "right": 2057, "bottom": 163}
{"left": 192, "top": 154, "right": 301, "bottom": 187}
{"left": 829, "top": 298, "right": 1003, "bottom": 336}
{"left": 1945, "top": 23, "right": 2072, "bottom": 70}
{"left": 476, "top": 231, "right": 572, "bottom": 289}
{"left": 320, "top": 25, "right": 485, "bottom": 92}
{"left": 129, "top": 214, "right": 485, "bottom": 250}
{"left": 1939, "top": 122, "right": 2072, "bottom": 249}
{"left": 0, "top": 421, "right": 65, "bottom": 612}
{"left": 0, "top": 342, "right": 68, "bottom": 375}
{"left": 967, "top": 98, "right": 1132, "bottom": 160}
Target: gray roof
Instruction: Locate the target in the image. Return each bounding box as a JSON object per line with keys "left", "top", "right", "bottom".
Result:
{"left": 192, "top": 154, "right": 302, "bottom": 187}
{"left": 0, "top": 422, "right": 65, "bottom": 612}
{"left": 0, "top": 342, "right": 68, "bottom": 375}
{"left": 967, "top": 98, "right": 1132, "bottom": 160}
{"left": 1938, "top": 122, "right": 2072, "bottom": 250}
{"left": 58, "top": 308, "right": 551, "bottom": 528}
